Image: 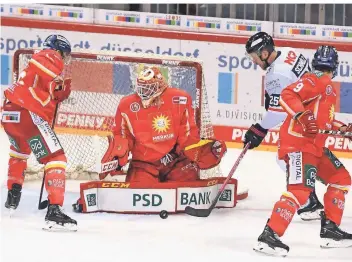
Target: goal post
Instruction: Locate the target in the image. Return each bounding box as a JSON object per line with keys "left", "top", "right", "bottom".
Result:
{"left": 13, "top": 48, "right": 220, "bottom": 180}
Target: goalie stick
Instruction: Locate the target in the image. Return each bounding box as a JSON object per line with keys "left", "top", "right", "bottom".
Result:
{"left": 38, "top": 104, "right": 59, "bottom": 210}
{"left": 319, "top": 129, "right": 352, "bottom": 137}
{"left": 185, "top": 142, "right": 251, "bottom": 217}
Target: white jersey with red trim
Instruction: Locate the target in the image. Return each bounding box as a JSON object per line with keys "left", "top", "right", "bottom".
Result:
{"left": 260, "top": 47, "right": 310, "bottom": 129}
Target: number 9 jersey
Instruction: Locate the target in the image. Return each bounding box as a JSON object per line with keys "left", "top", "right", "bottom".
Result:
{"left": 278, "top": 72, "right": 345, "bottom": 158}
{"left": 261, "top": 47, "right": 310, "bottom": 130}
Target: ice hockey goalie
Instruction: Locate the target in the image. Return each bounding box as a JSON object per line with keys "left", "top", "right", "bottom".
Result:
{"left": 74, "top": 66, "right": 242, "bottom": 214}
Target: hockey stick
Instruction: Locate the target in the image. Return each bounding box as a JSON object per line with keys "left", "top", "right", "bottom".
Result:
{"left": 38, "top": 104, "right": 59, "bottom": 210}
{"left": 319, "top": 129, "right": 352, "bottom": 137}
{"left": 185, "top": 142, "right": 251, "bottom": 217}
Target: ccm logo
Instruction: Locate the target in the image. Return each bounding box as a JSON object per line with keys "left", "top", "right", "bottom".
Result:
{"left": 207, "top": 180, "right": 218, "bottom": 186}
{"left": 101, "top": 182, "right": 130, "bottom": 188}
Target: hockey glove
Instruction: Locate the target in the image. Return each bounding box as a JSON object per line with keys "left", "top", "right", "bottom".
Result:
{"left": 184, "top": 139, "right": 227, "bottom": 170}
{"left": 211, "top": 140, "right": 227, "bottom": 159}
{"left": 340, "top": 123, "right": 352, "bottom": 141}
{"left": 264, "top": 91, "right": 270, "bottom": 111}
{"left": 50, "top": 78, "right": 72, "bottom": 102}
{"left": 294, "top": 110, "right": 318, "bottom": 138}
{"left": 244, "top": 123, "right": 268, "bottom": 149}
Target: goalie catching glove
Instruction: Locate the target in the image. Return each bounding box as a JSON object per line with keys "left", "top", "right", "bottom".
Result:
{"left": 183, "top": 139, "right": 227, "bottom": 169}
{"left": 99, "top": 135, "right": 129, "bottom": 179}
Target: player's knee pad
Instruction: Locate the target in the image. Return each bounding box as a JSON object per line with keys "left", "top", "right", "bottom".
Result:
{"left": 329, "top": 170, "right": 351, "bottom": 194}
{"left": 126, "top": 162, "right": 159, "bottom": 183}
{"left": 167, "top": 161, "right": 199, "bottom": 182}
{"left": 284, "top": 188, "right": 311, "bottom": 207}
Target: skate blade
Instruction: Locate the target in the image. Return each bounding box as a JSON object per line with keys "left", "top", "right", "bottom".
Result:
{"left": 5, "top": 207, "right": 16, "bottom": 218}
{"left": 43, "top": 221, "right": 78, "bottom": 232}
{"left": 320, "top": 238, "right": 352, "bottom": 248}
{"left": 253, "top": 242, "right": 288, "bottom": 257}
{"left": 299, "top": 209, "right": 323, "bottom": 221}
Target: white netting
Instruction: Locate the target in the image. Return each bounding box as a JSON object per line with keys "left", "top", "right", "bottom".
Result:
{"left": 16, "top": 49, "right": 221, "bottom": 180}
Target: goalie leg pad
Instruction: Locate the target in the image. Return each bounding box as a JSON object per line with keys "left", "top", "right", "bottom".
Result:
{"left": 125, "top": 161, "right": 159, "bottom": 183}
{"left": 166, "top": 157, "right": 199, "bottom": 182}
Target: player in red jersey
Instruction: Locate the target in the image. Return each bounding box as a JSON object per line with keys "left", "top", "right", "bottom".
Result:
{"left": 1, "top": 35, "right": 77, "bottom": 231}
{"left": 100, "top": 66, "right": 226, "bottom": 183}
{"left": 253, "top": 46, "right": 352, "bottom": 256}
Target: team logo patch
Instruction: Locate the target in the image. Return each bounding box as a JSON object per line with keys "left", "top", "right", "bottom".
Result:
{"left": 1, "top": 111, "right": 20, "bottom": 123}
{"left": 326, "top": 85, "right": 333, "bottom": 95}
{"left": 29, "top": 112, "right": 45, "bottom": 125}
{"left": 152, "top": 114, "right": 171, "bottom": 133}
{"left": 172, "top": 96, "right": 187, "bottom": 105}
{"left": 130, "top": 102, "right": 140, "bottom": 113}
{"left": 149, "top": 111, "right": 175, "bottom": 142}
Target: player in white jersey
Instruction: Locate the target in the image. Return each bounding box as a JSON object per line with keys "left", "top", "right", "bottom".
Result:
{"left": 243, "top": 32, "right": 323, "bottom": 220}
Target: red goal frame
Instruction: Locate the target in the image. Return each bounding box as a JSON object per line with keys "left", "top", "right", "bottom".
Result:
{"left": 13, "top": 49, "right": 204, "bottom": 131}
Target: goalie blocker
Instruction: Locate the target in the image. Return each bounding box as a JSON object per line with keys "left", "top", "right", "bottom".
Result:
{"left": 73, "top": 178, "right": 248, "bottom": 214}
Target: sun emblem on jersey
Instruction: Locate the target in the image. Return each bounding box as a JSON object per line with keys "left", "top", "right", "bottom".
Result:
{"left": 329, "top": 104, "right": 335, "bottom": 121}
{"left": 152, "top": 114, "right": 170, "bottom": 133}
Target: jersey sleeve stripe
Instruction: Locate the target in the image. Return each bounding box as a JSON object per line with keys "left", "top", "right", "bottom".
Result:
{"left": 29, "top": 87, "right": 51, "bottom": 106}
{"left": 268, "top": 106, "right": 285, "bottom": 113}
{"left": 184, "top": 108, "right": 191, "bottom": 137}
{"left": 121, "top": 113, "right": 135, "bottom": 137}
{"left": 29, "top": 58, "right": 57, "bottom": 78}
{"left": 279, "top": 97, "right": 296, "bottom": 116}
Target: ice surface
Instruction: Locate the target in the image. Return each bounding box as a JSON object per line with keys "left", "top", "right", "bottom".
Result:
{"left": 1, "top": 129, "right": 351, "bottom": 262}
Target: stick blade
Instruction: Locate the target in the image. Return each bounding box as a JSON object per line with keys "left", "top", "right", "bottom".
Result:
{"left": 38, "top": 200, "right": 49, "bottom": 210}
{"left": 184, "top": 206, "right": 211, "bottom": 217}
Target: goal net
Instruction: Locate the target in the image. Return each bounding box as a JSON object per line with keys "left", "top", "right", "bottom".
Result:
{"left": 13, "top": 49, "right": 222, "bottom": 181}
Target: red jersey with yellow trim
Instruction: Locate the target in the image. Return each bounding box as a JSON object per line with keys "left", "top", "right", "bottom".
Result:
{"left": 113, "top": 88, "right": 200, "bottom": 162}
{"left": 278, "top": 72, "right": 345, "bottom": 158}
{"left": 4, "top": 49, "right": 64, "bottom": 123}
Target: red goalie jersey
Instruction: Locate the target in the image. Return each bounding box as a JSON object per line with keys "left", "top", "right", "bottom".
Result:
{"left": 4, "top": 49, "right": 65, "bottom": 123}
{"left": 278, "top": 72, "right": 345, "bottom": 159}
{"left": 101, "top": 67, "right": 226, "bottom": 183}
{"left": 114, "top": 88, "right": 199, "bottom": 162}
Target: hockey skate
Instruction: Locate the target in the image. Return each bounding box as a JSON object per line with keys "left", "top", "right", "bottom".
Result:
{"left": 320, "top": 211, "right": 352, "bottom": 248}
{"left": 43, "top": 204, "right": 77, "bottom": 232}
{"left": 5, "top": 183, "right": 22, "bottom": 216}
{"left": 253, "top": 222, "right": 289, "bottom": 257}
{"left": 297, "top": 191, "right": 324, "bottom": 221}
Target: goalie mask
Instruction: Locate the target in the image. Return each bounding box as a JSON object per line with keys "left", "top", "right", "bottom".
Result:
{"left": 136, "top": 67, "right": 167, "bottom": 107}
